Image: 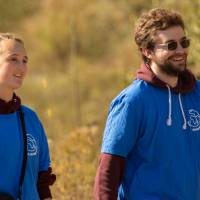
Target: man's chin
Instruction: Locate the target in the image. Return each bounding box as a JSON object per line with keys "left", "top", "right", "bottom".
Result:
{"left": 163, "top": 68, "right": 185, "bottom": 77}
{"left": 175, "top": 65, "right": 186, "bottom": 73}
{"left": 158, "top": 61, "right": 187, "bottom": 76}
{"left": 168, "top": 62, "right": 186, "bottom": 72}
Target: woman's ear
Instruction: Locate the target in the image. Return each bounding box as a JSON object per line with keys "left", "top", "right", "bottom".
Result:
{"left": 141, "top": 48, "right": 153, "bottom": 59}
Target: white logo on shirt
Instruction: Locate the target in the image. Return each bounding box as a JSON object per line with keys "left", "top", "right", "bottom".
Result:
{"left": 27, "top": 134, "right": 38, "bottom": 156}
{"left": 188, "top": 109, "right": 200, "bottom": 131}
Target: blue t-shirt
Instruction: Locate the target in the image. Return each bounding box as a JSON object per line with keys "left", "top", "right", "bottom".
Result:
{"left": 0, "top": 105, "right": 50, "bottom": 200}
{"left": 102, "top": 79, "right": 200, "bottom": 200}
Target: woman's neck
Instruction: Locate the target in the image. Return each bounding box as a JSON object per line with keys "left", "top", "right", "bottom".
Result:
{"left": 0, "top": 88, "right": 14, "bottom": 102}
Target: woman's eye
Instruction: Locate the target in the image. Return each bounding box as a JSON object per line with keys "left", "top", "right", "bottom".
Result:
{"left": 7, "top": 56, "right": 28, "bottom": 64}
{"left": 23, "top": 59, "right": 28, "bottom": 64}
{"left": 9, "top": 57, "right": 18, "bottom": 62}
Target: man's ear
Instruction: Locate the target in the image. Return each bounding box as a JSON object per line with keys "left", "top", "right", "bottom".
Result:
{"left": 141, "top": 48, "right": 153, "bottom": 59}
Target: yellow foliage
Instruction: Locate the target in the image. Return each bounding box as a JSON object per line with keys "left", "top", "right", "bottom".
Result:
{"left": 50, "top": 125, "right": 100, "bottom": 200}
{"left": 7, "top": 0, "right": 200, "bottom": 199}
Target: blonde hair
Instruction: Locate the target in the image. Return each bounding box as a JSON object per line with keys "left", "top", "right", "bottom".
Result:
{"left": 0, "top": 33, "right": 24, "bottom": 45}
{"left": 0, "top": 33, "right": 25, "bottom": 55}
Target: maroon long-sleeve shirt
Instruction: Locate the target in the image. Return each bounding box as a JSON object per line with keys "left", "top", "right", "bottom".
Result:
{"left": 94, "top": 153, "right": 125, "bottom": 200}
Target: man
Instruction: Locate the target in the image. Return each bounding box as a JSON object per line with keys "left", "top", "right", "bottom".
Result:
{"left": 94, "top": 8, "right": 200, "bottom": 200}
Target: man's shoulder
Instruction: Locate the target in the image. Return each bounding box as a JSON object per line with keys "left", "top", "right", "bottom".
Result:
{"left": 192, "top": 80, "right": 200, "bottom": 92}
{"left": 121, "top": 79, "right": 153, "bottom": 96}
{"left": 112, "top": 79, "right": 152, "bottom": 105}
{"left": 195, "top": 80, "right": 200, "bottom": 87}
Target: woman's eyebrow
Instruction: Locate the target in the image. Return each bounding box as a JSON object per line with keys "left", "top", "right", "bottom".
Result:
{"left": 7, "top": 53, "right": 28, "bottom": 59}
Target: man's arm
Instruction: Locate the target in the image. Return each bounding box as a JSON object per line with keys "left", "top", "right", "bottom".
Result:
{"left": 94, "top": 153, "right": 125, "bottom": 200}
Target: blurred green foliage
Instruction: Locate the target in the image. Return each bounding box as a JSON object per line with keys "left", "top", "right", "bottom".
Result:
{"left": 1, "top": 0, "right": 200, "bottom": 199}
{"left": 0, "top": 0, "right": 39, "bottom": 31}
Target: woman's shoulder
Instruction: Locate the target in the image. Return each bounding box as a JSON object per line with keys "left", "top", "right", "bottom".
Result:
{"left": 20, "top": 105, "right": 41, "bottom": 123}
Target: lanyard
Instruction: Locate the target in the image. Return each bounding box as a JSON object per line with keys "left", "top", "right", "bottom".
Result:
{"left": 17, "top": 107, "right": 27, "bottom": 200}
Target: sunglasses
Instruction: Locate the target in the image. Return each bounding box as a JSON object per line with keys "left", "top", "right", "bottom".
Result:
{"left": 156, "top": 38, "right": 190, "bottom": 51}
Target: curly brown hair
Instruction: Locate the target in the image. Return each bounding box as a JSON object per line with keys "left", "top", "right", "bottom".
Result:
{"left": 134, "top": 8, "right": 185, "bottom": 63}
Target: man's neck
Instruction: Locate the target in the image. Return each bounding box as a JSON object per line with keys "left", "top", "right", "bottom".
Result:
{"left": 150, "top": 63, "right": 178, "bottom": 88}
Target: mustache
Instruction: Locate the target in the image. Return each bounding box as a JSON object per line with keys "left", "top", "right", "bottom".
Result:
{"left": 168, "top": 54, "right": 187, "bottom": 60}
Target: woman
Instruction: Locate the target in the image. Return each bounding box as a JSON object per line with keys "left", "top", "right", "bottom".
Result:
{"left": 0, "top": 33, "right": 56, "bottom": 200}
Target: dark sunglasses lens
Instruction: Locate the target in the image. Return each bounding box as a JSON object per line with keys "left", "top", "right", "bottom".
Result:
{"left": 181, "top": 39, "right": 190, "bottom": 48}
{"left": 168, "top": 41, "right": 177, "bottom": 50}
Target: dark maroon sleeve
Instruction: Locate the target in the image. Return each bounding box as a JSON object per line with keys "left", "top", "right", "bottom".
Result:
{"left": 94, "top": 153, "right": 126, "bottom": 200}
{"left": 37, "top": 167, "right": 56, "bottom": 199}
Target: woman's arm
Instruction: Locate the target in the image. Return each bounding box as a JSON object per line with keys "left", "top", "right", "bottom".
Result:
{"left": 37, "top": 167, "right": 56, "bottom": 200}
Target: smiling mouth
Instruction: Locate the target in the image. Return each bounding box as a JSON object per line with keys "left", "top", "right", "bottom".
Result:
{"left": 170, "top": 54, "right": 186, "bottom": 62}
{"left": 172, "top": 58, "right": 185, "bottom": 62}
{"left": 14, "top": 74, "right": 23, "bottom": 79}
{"left": 168, "top": 57, "right": 186, "bottom": 65}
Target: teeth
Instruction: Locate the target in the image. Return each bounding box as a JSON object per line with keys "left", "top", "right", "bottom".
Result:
{"left": 172, "top": 58, "right": 184, "bottom": 61}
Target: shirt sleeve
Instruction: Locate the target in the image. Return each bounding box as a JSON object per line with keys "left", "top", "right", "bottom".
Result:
{"left": 37, "top": 118, "right": 51, "bottom": 172}
{"left": 94, "top": 153, "right": 125, "bottom": 200}
{"left": 101, "top": 93, "right": 142, "bottom": 157}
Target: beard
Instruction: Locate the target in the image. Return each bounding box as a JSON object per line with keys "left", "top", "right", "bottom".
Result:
{"left": 157, "top": 57, "right": 187, "bottom": 77}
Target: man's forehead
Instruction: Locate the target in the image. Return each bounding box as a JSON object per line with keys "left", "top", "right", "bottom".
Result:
{"left": 154, "top": 26, "right": 186, "bottom": 42}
